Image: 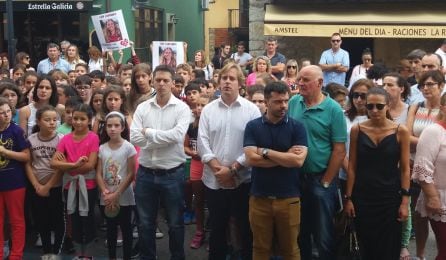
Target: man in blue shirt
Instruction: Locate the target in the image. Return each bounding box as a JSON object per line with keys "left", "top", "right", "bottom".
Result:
{"left": 37, "top": 43, "right": 71, "bottom": 75}
{"left": 244, "top": 81, "right": 308, "bottom": 260}
{"left": 264, "top": 37, "right": 286, "bottom": 80}
{"left": 319, "top": 33, "right": 350, "bottom": 86}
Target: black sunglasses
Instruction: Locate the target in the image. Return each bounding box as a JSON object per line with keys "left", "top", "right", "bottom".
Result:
{"left": 352, "top": 92, "right": 366, "bottom": 99}
{"left": 331, "top": 40, "right": 341, "bottom": 43}
{"left": 366, "top": 103, "right": 386, "bottom": 110}
{"left": 287, "top": 65, "right": 297, "bottom": 69}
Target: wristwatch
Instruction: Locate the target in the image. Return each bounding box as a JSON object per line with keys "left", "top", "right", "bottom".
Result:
{"left": 400, "top": 188, "right": 411, "bottom": 197}
{"left": 321, "top": 181, "right": 330, "bottom": 188}
{"left": 262, "top": 148, "right": 269, "bottom": 159}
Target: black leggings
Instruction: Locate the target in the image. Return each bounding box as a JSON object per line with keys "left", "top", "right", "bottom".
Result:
{"left": 101, "top": 205, "right": 133, "bottom": 260}
{"left": 31, "top": 186, "right": 66, "bottom": 254}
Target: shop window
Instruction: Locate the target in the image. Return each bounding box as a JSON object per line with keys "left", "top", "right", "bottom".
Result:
{"left": 134, "top": 8, "right": 163, "bottom": 63}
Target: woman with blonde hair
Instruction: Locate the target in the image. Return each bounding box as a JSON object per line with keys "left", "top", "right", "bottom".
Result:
{"left": 65, "top": 45, "right": 85, "bottom": 70}
{"left": 193, "top": 50, "right": 213, "bottom": 80}
{"left": 103, "top": 19, "right": 122, "bottom": 43}
{"left": 281, "top": 59, "right": 299, "bottom": 95}
{"left": 246, "top": 56, "right": 272, "bottom": 87}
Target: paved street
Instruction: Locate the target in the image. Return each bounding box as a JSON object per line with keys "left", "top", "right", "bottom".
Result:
{"left": 22, "top": 211, "right": 437, "bottom": 260}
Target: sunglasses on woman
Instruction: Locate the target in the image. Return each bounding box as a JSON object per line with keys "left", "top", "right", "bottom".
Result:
{"left": 352, "top": 92, "right": 366, "bottom": 99}
{"left": 366, "top": 103, "right": 386, "bottom": 110}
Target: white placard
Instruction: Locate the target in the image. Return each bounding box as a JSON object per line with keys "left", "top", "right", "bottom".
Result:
{"left": 91, "top": 10, "right": 130, "bottom": 51}
{"left": 152, "top": 41, "right": 184, "bottom": 70}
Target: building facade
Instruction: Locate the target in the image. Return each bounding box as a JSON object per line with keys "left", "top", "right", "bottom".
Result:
{"left": 250, "top": 0, "right": 446, "bottom": 73}
{"left": 0, "top": 0, "right": 204, "bottom": 66}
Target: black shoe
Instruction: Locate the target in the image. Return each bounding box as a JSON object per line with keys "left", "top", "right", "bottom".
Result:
{"left": 130, "top": 242, "right": 139, "bottom": 259}
{"left": 63, "top": 237, "right": 75, "bottom": 254}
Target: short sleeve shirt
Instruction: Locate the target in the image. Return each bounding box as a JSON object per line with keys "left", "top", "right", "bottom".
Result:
{"left": 98, "top": 140, "right": 137, "bottom": 206}
{"left": 288, "top": 94, "right": 347, "bottom": 173}
{"left": 319, "top": 48, "right": 350, "bottom": 86}
{"left": 244, "top": 116, "right": 307, "bottom": 198}
{"left": 0, "top": 124, "right": 30, "bottom": 191}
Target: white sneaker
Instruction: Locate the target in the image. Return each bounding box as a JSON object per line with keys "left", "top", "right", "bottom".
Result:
{"left": 35, "top": 234, "right": 42, "bottom": 247}
{"left": 132, "top": 226, "right": 138, "bottom": 239}
{"left": 155, "top": 227, "right": 164, "bottom": 239}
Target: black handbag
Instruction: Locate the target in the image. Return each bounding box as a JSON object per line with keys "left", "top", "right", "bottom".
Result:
{"left": 337, "top": 217, "right": 362, "bottom": 260}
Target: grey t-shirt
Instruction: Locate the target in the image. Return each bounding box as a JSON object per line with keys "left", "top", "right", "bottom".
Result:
{"left": 28, "top": 132, "right": 64, "bottom": 185}
{"left": 98, "top": 140, "right": 137, "bottom": 206}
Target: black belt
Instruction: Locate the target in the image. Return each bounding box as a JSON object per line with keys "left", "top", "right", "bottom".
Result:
{"left": 142, "top": 164, "right": 184, "bottom": 176}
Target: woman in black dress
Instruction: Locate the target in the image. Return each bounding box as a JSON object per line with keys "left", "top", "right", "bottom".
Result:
{"left": 344, "top": 87, "right": 411, "bottom": 259}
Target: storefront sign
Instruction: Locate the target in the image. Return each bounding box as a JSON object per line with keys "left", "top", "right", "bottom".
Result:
{"left": 0, "top": 1, "right": 92, "bottom": 11}
{"left": 265, "top": 24, "right": 446, "bottom": 38}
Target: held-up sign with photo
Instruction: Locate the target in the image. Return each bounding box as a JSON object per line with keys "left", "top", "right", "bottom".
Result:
{"left": 91, "top": 10, "right": 130, "bottom": 51}
{"left": 152, "top": 41, "right": 185, "bottom": 70}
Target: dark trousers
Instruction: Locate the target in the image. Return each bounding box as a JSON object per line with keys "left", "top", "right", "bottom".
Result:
{"left": 101, "top": 205, "right": 133, "bottom": 260}
{"left": 206, "top": 183, "right": 252, "bottom": 260}
{"left": 31, "top": 186, "right": 65, "bottom": 254}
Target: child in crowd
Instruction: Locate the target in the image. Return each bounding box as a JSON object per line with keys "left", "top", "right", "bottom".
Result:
{"left": 0, "top": 97, "right": 30, "bottom": 260}
{"left": 90, "top": 89, "right": 105, "bottom": 130}
{"left": 183, "top": 83, "right": 201, "bottom": 225}
{"left": 206, "top": 79, "right": 218, "bottom": 100}
{"left": 325, "top": 82, "right": 349, "bottom": 110}
{"left": 90, "top": 70, "right": 106, "bottom": 91}
{"left": 176, "top": 63, "right": 192, "bottom": 87}
{"left": 26, "top": 105, "right": 65, "bottom": 259}
{"left": 0, "top": 82, "right": 22, "bottom": 124}
{"left": 247, "top": 84, "right": 266, "bottom": 114}
{"left": 172, "top": 75, "right": 185, "bottom": 100}
{"left": 74, "top": 75, "right": 93, "bottom": 105}
{"left": 51, "top": 104, "right": 99, "bottom": 259}
{"left": 120, "top": 77, "right": 131, "bottom": 96}
{"left": 128, "top": 63, "right": 155, "bottom": 114}
{"left": 56, "top": 84, "right": 78, "bottom": 106}
{"left": 57, "top": 97, "right": 82, "bottom": 135}
{"left": 96, "top": 111, "right": 136, "bottom": 260}
{"left": 50, "top": 70, "right": 70, "bottom": 87}
{"left": 94, "top": 86, "right": 131, "bottom": 144}
{"left": 184, "top": 96, "right": 209, "bottom": 249}
{"left": 67, "top": 70, "right": 77, "bottom": 85}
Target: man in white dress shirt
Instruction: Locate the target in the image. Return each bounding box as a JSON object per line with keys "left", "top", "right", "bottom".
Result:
{"left": 198, "top": 63, "right": 261, "bottom": 260}
{"left": 130, "top": 64, "right": 190, "bottom": 260}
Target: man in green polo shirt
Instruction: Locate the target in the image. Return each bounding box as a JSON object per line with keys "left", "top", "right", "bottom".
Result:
{"left": 288, "top": 65, "right": 347, "bottom": 260}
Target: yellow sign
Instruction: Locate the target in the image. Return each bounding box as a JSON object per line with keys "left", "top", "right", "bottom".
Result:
{"left": 265, "top": 24, "right": 446, "bottom": 38}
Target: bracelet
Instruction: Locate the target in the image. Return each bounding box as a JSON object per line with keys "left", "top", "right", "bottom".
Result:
{"left": 400, "top": 188, "right": 411, "bottom": 197}
{"left": 343, "top": 195, "right": 352, "bottom": 201}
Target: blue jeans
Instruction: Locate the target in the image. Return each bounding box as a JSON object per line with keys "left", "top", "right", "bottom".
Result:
{"left": 135, "top": 165, "right": 185, "bottom": 260}
{"left": 299, "top": 173, "right": 338, "bottom": 260}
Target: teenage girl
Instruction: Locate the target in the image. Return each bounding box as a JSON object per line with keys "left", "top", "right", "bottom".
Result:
{"left": 50, "top": 104, "right": 99, "bottom": 259}
{"left": 90, "top": 89, "right": 105, "bottom": 130}
{"left": 93, "top": 86, "right": 131, "bottom": 143}
{"left": 26, "top": 105, "right": 65, "bottom": 259}
{"left": 0, "top": 97, "right": 30, "bottom": 259}
{"left": 96, "top": 111, "right": 136, "bottom": 260}
{"left": 128, "top": 63, "right": 155, "bottom": 114}
{"left": 19, "top": 75, "right": 64, "bottom": 137}
{"left": 185, "top": 96, "right": 209, "bottom": 249}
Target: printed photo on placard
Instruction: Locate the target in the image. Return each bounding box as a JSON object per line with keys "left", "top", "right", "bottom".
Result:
{"left": 152, "top": 41, "right": 185, "bottom": 70}
{"left": 91, "top": 10, "right": 130, "bottom": 51}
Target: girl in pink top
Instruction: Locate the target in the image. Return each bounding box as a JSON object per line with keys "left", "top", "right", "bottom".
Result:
{"left": 51, "top": 104, "right": 99, "bottom": 259}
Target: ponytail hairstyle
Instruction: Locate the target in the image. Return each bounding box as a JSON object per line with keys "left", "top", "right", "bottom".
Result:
{"left": 31, "top": 105, "right": 57, "bottom": 134}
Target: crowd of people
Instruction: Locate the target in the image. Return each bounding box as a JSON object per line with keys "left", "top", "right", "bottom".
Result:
{"left": 0, "top": 33, "right": 444, "bottom": 260}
